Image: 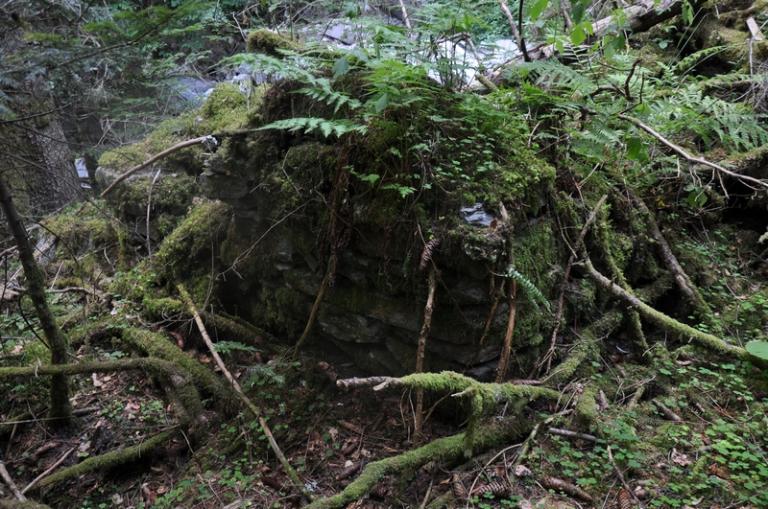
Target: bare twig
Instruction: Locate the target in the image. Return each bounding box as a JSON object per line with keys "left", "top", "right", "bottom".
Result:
{"left": 22, "top": 446, "right": 76, "bottom": 494}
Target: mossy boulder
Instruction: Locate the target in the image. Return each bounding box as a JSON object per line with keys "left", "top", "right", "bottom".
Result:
{"left": 246, "top": 29, "right": 299, "bottom": 56}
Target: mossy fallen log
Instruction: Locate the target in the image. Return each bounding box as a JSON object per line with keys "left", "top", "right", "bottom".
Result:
{"left": 338, "top": 371, "right": 561, "bottom": 402}
{"left": 33, "top": 428, "right": 177, "bottom": 491}
{"left": 0, "top": 358, "right": 201, "bottom": 424}
{"left": 304, "top": 418, "right": 533, "bottom": 509}
{"left": 119, "top": 328, "right": 239, "bottom": 411}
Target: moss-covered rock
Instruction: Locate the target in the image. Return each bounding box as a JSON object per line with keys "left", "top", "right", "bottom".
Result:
{"left": 246, "top": 29, "right": 299, "bottom": 56}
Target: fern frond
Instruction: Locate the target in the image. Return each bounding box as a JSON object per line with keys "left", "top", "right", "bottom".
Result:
{"left": 258, "top": 117, "right": 367, "bottom": 137}
{"left": 503, "top": 266, "right": 551, "bottom": 312}
{"left": 672, "top": 46, "right": 727, "bottom": 75}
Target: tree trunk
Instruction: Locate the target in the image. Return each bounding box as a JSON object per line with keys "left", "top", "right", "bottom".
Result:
{"left": 0, "top": 173, "right": 72, "bottom": 426}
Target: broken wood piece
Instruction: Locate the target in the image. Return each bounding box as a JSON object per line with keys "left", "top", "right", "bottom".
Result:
{"left": 540, "top": 476, "right": 594, "bottom": 503}
{"left": 414, "top": 267, "right": 438, "bottom": 438}
{"left": 547, "top": 427, "right": 597, "bottom": 442}
{"left": 747, "top": 17, "right": 764, "bottom": 40}
{"left": 495, "top": 280, "right": 517, "bottom": 383}
{"left": 653, "top": 400, "right": 682, "bottom": 422}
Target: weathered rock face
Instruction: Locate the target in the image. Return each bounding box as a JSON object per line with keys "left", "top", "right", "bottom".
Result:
{"left": 196, "top": 84, "right": 560, "bottom": 376}
{"left": 215, "top": 206, "right": 559, "bottom": 376}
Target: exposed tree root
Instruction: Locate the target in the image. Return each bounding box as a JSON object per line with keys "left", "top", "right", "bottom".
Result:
{"left": 304, "top": 419, "right": 534, "bottom": 509}
{"left": 495, "top": 280, "right": 517, "bottom": 383}
{"left": 414, "top": 267, "right": 438, "bottom": 438}
{"left": 33, "top": 428, "right": 177, "bottom": 491}
{"left": 584, "top": 258, "right": 749, "bottom": 360}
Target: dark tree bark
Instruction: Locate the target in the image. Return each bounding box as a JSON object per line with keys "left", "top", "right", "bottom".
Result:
{"left": 0, "top": 173, "right": 72, "bottom": 426}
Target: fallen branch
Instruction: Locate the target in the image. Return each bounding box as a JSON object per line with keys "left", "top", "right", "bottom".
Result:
{"left": 548, "top": 427, "right": 597, "bottom": 442}
{"left": 619, "top": 114, "right": 768, "bottom": 191}
{"left": 304, "top": 419, "right": 533, "bottom": 509}
{"left": 653, "top": 400, "right": 683, "bottom": 422}
{"left": 34, "top": 429, "right": 177, "bottom": 490}
{"left": 583, "top": 258, "right": 749, "bottom": 360}
{"left": 177, "top": 284, "right": 307, "bottom": 498}
{"left": 336, "top": 371, "right": 562, "bottom": 403}
{"left": 0, "top": 461, "right": 25, "bottom": 501}
{"left": 100, "top": 135, "right": 217, "bottom": 198}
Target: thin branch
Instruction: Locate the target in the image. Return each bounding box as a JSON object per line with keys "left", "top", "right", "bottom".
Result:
{"left": 99, "top": 136, "right": 215, "bottom": 198}
{"left": 21, "top": 446, "right": 76, "bottom": 494}
{"left": 177, "top": 284, "right": 308, "bottom": 499}
{"left": 0, "top": 461, "right": 26, "bottom": 501}
{"left": 0, "top": 103, "right": 71, "bottom": 126}
{"left": 618, "top": 114, "right": 768, "bottom": 190}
